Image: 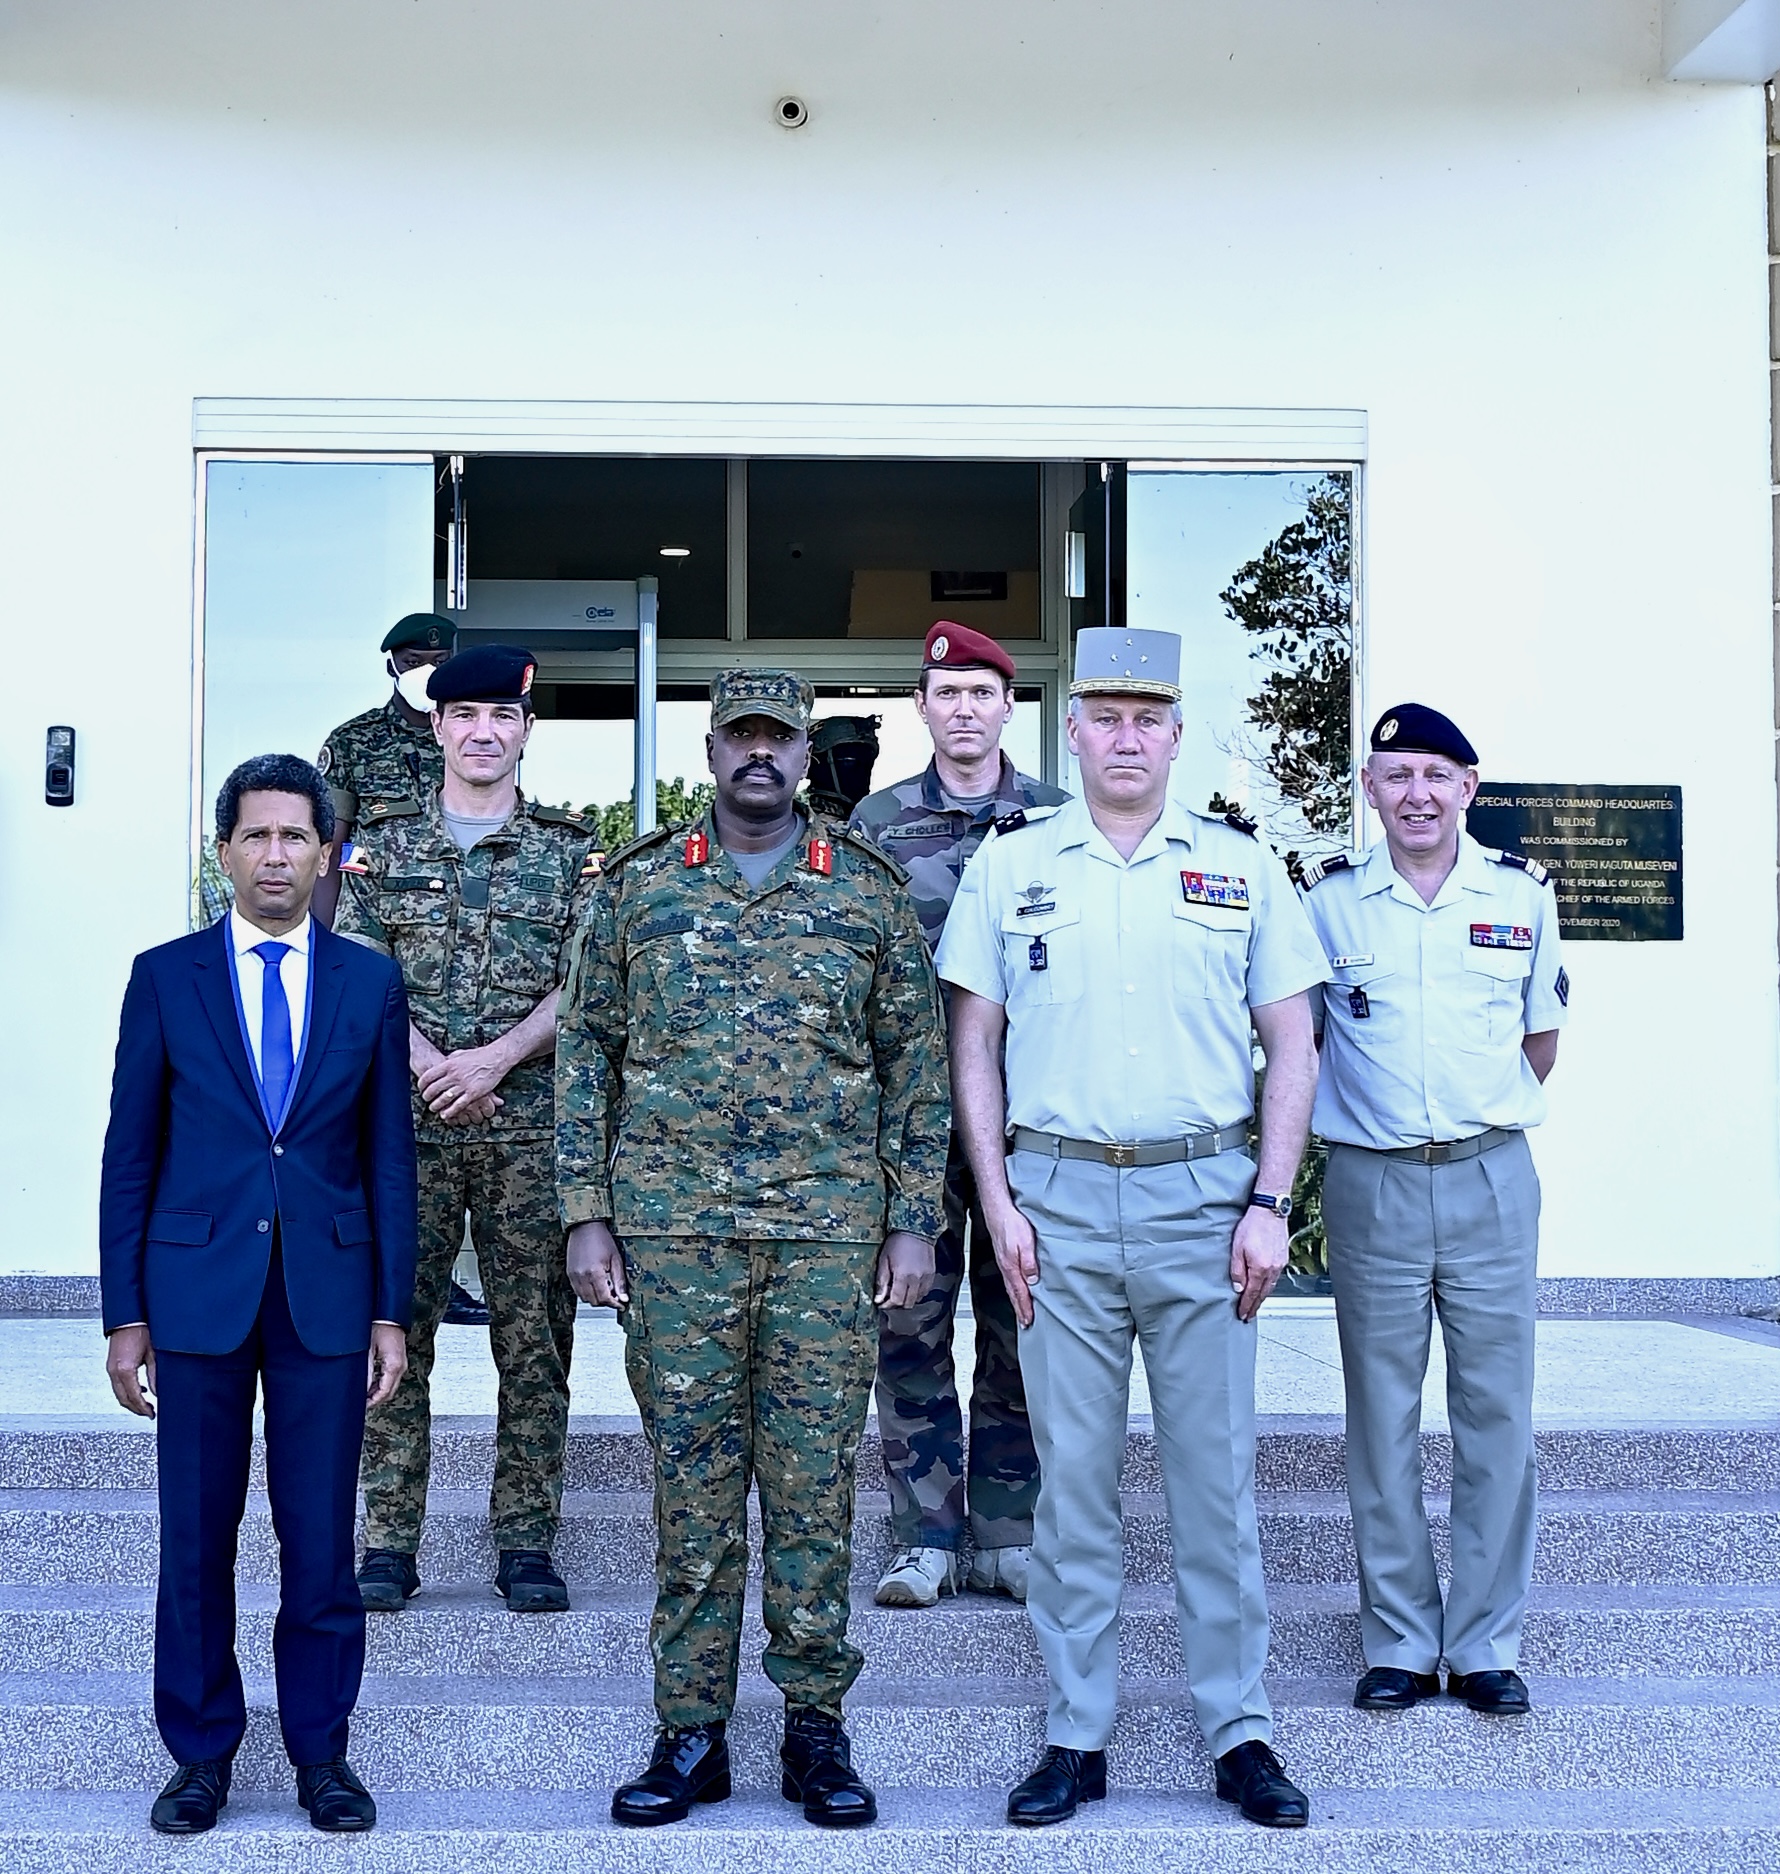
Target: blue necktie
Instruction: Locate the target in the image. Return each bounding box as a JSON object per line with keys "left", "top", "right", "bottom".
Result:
{"left": 251, "top": 941, "right": 295, "bottom": 1127}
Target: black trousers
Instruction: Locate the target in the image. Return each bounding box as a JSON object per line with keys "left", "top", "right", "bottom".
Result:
{"left": 152, "top": 1243, "right": 368, "bottom": 1768}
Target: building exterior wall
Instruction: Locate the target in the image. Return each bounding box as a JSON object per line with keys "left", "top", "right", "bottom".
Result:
{"left": 0, "top": 1, "right": 1772, "bottom": 1280}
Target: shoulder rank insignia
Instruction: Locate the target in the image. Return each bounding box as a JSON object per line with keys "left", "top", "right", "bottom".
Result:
{"left": 1299, "top": 852, "right": 1353, "bottom": 890}
{"left": 361, "top": 795, "right": 422, "bottom": 824}
{"left": 994, "top": 808, "right": 1028, "bottom": 836}
{"left": 807, "top": 837, "right": 834, "bottom": 876}
{"left": 598, "top": 822, "right": 675, "bottom": 874}
{"left": 1223, "top": 808, "right": 1258, "bottom": 837}
{"left": 1206, "top": 791, "right": 1257, "bottom": 836}
{"left": 683, "top": 828, "right": 710, "bottom": 868}
{"left": 1181, "top": 870, "right": 1249, "bottom": 909}
{"left": 1494, "top": 849, "right": 1550, "bottom": 885}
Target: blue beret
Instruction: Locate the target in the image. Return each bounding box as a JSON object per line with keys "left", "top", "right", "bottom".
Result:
{"left": 1370, "top": 702, "right": 1477, "bottom": 766}
{"left": 427, "top": 644, "right": 538, "bottom": 705}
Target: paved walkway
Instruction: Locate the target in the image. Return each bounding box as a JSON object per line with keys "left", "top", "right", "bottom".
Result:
{"left": 11, "top": 1307, "right": 1780, "bottom": 1428}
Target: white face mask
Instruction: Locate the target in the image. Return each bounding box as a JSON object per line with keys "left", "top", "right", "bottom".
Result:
{"left": 394, "top": 665, "right": 438, "bottom": 712}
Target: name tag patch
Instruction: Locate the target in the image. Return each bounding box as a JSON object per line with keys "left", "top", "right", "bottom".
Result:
{"left": 1470, "top": 924, "right": 1533, "bottom": 951}
{"left": 1015, "top": 882, "right": 1057, "bottom": 917}
{"left": 1331, "top": 953, "right": 1373, "bottom": 969}
{"left": 1181, "top": 870, "right": 1249, "bottom": 909}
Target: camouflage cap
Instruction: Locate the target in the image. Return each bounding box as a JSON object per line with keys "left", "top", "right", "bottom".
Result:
{"left": 710, "top": 668, "right": 814, "bottom": 732}
{"left": 1070, "top": 627, "right": 1182, "bottom": 702}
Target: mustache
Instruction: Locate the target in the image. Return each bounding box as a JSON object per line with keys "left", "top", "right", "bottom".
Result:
{"left": 734, "top": 760, "right": 785, "bottom": 782}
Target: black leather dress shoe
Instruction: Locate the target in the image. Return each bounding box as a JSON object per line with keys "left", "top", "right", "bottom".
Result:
{"left": 780, "top": 1707, "right": 877, "bottom": 1828}
{"left": 1214, "top": 1740, "right": 1309, "bottom": 1828}
{"left": 612, "top": 1724, "right": 731, "bottom": 1826}
{"left": 357, "top": 1548, "right": 420, "bottom": 1612}
{"left": 150, "top": 1761, "right": 230, "bottom": 1834}
{"left": 1354, "top": 1666, "right": 1443, "bottom": 1709}
{"left": 296, "top": 1757, "right": 377, "bottom": 1832}
{"left": 1447, "top": 1668, "right": 1531, "bottom": 1714}
{"left": 1006, "top": 1745, "right": 1108, "bottom": 1826}
{"left": 496, "top": 1549, "right": 570, "bottom": 1613}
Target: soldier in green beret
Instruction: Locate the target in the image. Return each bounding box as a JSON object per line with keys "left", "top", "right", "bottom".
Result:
{"left": 312, "top": 613, "right": 456, "bottom": 929}
{"left": 557, "top": 667, "right": 951, "bottom": 1832}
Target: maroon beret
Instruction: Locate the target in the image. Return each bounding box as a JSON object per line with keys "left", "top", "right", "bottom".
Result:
{"left": 922, "top": 620, "right": 1016, "bottom": 682}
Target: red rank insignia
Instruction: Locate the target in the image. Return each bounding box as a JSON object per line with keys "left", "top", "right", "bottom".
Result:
{"left": 683, "top": 829, "right": 710, "bottom": 867}
{"left": 807, "top": 837, "right": 833, "bottom": 876}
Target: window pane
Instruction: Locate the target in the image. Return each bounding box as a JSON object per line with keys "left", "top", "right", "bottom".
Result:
{"left": 1126, "top": 469, "right": 1355, "bottom": 853}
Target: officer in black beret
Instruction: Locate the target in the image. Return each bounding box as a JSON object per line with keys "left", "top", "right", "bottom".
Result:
{"left": 1298, "top": 702, "right": 1568, "bottom": 1719}
{"left": 334, "top": 644, "right": 602, "bottom": 1617}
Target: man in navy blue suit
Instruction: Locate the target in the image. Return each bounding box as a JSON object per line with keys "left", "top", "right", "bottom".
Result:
{"left": 100, "top": 753, "right": 418, "bottom": 1836}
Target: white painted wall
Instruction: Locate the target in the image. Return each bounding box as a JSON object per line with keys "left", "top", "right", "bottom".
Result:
{"left": 0, "top": 1, "right": 1770, "bottom": 1278}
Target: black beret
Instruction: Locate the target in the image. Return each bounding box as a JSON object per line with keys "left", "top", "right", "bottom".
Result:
{"left": 426, "top": 644, "right": 539, "bottom": 705}
{"left": 1369, "top": 702, "right": 1478, "bottom": 766}
{"left": 381, "top": 612, "right": 458, "bottom": 653}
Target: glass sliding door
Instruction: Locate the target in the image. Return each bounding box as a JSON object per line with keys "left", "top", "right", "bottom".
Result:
{"left": 1125, "top": 467, "right": 1360, "bottom": 862}
{"left": 195, "top": 456, "right": 435, "bottom": 922}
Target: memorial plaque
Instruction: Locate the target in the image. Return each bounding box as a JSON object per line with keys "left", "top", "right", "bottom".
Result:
{"left": 1465, "top": 784, "right": 1682, "bottom": 941}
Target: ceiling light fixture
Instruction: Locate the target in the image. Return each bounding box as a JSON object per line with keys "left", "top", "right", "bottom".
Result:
{"left": 659, "top": 545, "right": 691, "bottom": 558}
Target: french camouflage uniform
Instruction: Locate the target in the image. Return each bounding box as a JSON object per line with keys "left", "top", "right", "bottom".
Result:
{"left": 556, "top": 802, "right": 950, "bottom": 1727}
{"left": 1301, "top": 830, "right": 1568, "bottom": 1679}
{"left": 937, "top": 777, "right": 1329, "bottom": 1759}
{"left": 318, "top": 699, "right": 446, "bottom": 835}
{"left": 337, "top": 788, "right": 598, "bottom": 1556}
{"left": 849, "top": 753, "right": 1068, "bottom": 1554}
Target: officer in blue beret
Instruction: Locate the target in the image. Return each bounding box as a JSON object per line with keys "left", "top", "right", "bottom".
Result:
{"left": 1298, "top": 703, "right": 1569, "bottom": 1718}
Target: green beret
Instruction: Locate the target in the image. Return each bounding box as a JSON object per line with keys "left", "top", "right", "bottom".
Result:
{"left": 381, "top": 613, "right": 458, "bottom": 654}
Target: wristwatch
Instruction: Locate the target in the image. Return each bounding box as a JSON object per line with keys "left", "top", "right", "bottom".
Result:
{"left": 1249, "top": 1191, "right": 1293, "bottom": 1222}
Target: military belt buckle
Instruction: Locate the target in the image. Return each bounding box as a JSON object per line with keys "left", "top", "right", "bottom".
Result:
{"left": 1423, "top": 1142, "right": 1453, "bottom": 1166}
{"left": 1105, "top": 1142, "right": 1137, "bottom": 1167}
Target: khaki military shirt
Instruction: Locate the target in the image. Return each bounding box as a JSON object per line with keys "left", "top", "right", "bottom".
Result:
{"left": 336, "top": 791, "right": 598, "bottom": 1143}
{"left": 849, "top": 754, "right": 1070, "bottom": 956}
{"left": 937, "top": 795, "right": 1329, "bottom": 1142}
{"left": 1300, "top": 833, "right": 1569, "bottom": 1149}
{"left": 318, "top": 699, "right": 446, "bottom": 831}
{"left": 555, "top": 809, "right": 950, "bottom": 1243}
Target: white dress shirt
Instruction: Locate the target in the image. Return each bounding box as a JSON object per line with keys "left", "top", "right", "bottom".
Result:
{"left": 228, "top": 909, "right": 312, "bottom": 1078}
{"left": 936, "top": 794, "right": 1330, "bottom": 1141}
{"left": 1300, "top": 833, "right": 1568, "bottom": 1148}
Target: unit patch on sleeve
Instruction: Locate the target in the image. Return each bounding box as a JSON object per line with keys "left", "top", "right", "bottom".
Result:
{"left": 1470, "top": 924, "right": 1534, "bottom": 950}
{"left": 1181, "top": 871, "right": 1250, "bottom": 909}
{"left": 1555, "top": 966, "right": 1571, "bottom": 1007}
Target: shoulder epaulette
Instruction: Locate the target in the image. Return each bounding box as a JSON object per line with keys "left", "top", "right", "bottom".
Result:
{"left": 528, "top": 801, "right": 595, "bottom": 834}
{"left": 1224, "top": 808, "right": 1258, "bottom": 837}
{"left": 360, "top": 795, "right": 422, "bottom": 825}
{"left": 1200, "top": 792, "right": 1258, "bottom": 837}
{"left": 598, "top": 821, "right": 676, "bottom": 874}
{"left": 1299, "top": 852, "right": 1354, "bottom": 890}
{"left": 1492, "top": 848, "right": 1551, "bottom": 886}
{"left": 834, "top": 820, "right": 910, "bottom": 886}
{"left": 994, "top": 802, "right": 1063, "bottom": 837}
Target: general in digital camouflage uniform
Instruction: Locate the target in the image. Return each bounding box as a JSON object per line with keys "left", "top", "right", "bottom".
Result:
{"left": 336, "top": 644, "right": 598, "bottom": 1612}
{"left": 849, "top": 621, "right": 1067, "bottom": 1605}
{"left": 557, "top": 668, "right": 950, "bottom": 1829}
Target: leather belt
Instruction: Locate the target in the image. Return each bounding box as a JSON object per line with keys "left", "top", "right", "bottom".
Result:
{"left": 1007, "top": 1121, "right": 1251, "bottom": 1169}
{"left": 1362, "top": 1126, "right": 1519, "bottom": 1166}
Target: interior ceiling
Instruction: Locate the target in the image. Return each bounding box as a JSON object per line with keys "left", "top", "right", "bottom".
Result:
{"left": 443, "top": 455, "right": 1041, "bottom": 640}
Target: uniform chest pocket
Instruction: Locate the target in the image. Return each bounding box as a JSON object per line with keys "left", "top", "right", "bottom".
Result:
{"left": 490, "top": 901, "right": 571, "bottom": 995}
{"left": 1002, "top": 908, "right": 1084, "bottom": 1007}
{"left": 1172, "top": 901, "right": 1250, "bottom": 1002}
{"left": 1464, "top": 946, "right": 1531, "bottom": 1044}
{"left": 783, "top": 919, "right": 878, "bottom": 1035}
{"left": 628, "top": 917, "right": 720, "bottom": 1033}
{"left": 377, "top": 882, "right": 451, "bottom": 993}
{"left": 1329, "top": 960, "right": 1397, "bottom": 1033}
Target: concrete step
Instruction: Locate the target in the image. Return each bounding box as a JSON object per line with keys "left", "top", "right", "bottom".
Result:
{"left": 5, "top": 1486, "right": 1778, "bottom": 1589}
{"left": 1, "top": 1788, "right": 1779, "bottom": 1874}
{"left": 5, "top": 1581, "right": 1777, "bottom": 1683}
{"left": 5, "top": 1414, "right": 1776, "bottom": 1495}
{"left": 0, "top": 1671, "right": 1777, "bottom": 1793}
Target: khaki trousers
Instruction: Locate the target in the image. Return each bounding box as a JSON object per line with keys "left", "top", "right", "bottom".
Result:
{"left": 1008, "top": 1146, "right": 1273, "bottom": 1759}
{"left": 1322, "top": 1132, "right": 1541, "bottom": 1676}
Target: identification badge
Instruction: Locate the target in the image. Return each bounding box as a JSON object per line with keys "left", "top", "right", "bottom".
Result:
{"left": 1028, "top": 937, "right": 1048, "bottom": 972}
{"left": 1181, "top": 870, "right": 1249, "bottom": 909}
{"left": 1348, "top": 986, "right": 1371, "bottom": 1020}
{"left": 1470, "top": 923, "right": 1533, "bottom": 950}
{"left": 683, "top": 830, "right": 709, "bottom": 867}
{"left": 808, "top": 838, "right": 834, "bottom": 876}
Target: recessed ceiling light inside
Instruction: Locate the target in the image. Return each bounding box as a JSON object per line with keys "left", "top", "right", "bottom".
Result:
{"left": 659, "top": 545, "right": 691, "bottom": 558}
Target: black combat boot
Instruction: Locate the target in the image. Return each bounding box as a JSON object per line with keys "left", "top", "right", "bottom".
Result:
{"left": 780, "top": 1706, "right": 877, "bottom": 1828}
{"left": 611, "top": 1723, "right": 731, "bottom": 1826}
{"left": 356, "top": 1548, "right": 419, "bottom": 1612}
{"left": 495, "top": 1548, "right": 569, "bottom": 1612}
